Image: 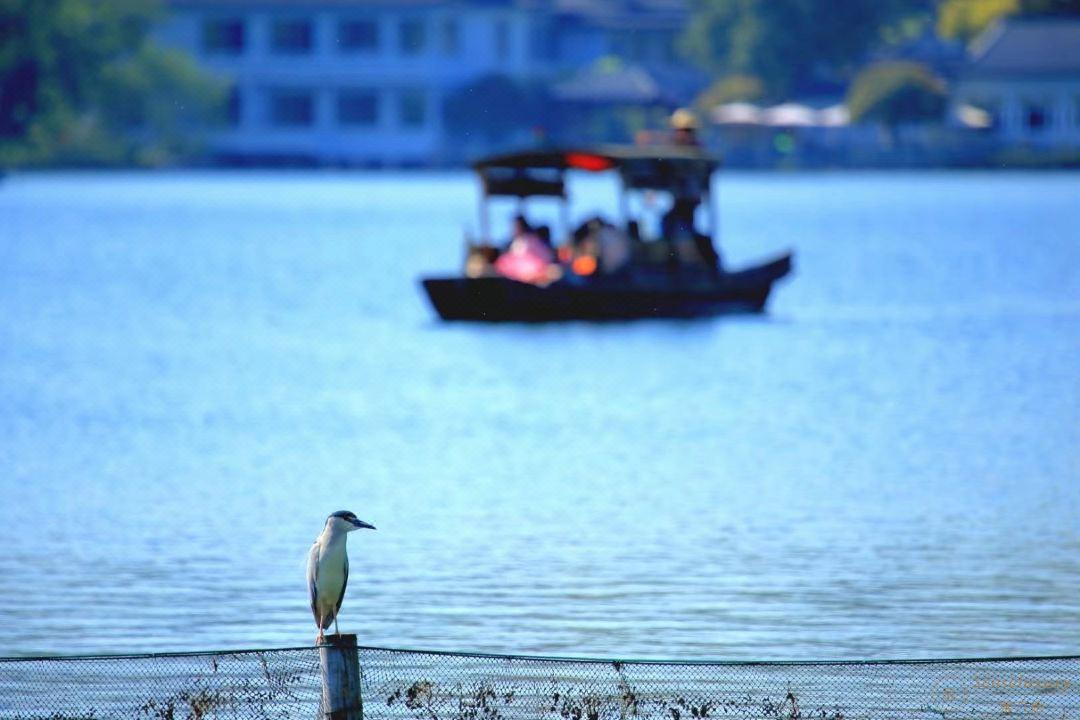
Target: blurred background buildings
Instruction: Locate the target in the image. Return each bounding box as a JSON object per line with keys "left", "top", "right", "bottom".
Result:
{"left": 3, "top": 0, "right": 1079, "bottom": 168}
{"left": 156, "top": 0, "right": 697, "bottom": 166}
{"left": 952, "top": 18, "right": 1080, "bottom": 146}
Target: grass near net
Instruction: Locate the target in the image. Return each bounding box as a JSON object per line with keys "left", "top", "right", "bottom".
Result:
{"left": 0, "top": 646, "right": 1076, "bottom": 719}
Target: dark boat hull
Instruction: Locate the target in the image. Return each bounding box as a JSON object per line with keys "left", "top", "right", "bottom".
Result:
{"left": 421, "top": 253, "right": 792, "bottom": 322}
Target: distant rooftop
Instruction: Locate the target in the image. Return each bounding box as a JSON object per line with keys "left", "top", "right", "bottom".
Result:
{"left": 169, "top": 0, "right": 454, "bottom": 6}
{"left": 967, "top": 17, "right": 1080, "bottom": 77}
{"left": 552, "top": 63, "right": 676, "bottom": 105}
{"left": 550, "top": 0, "right": 687, "bottom": 29}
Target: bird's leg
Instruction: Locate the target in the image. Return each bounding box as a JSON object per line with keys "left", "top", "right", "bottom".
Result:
{"left": 316, "top": 629, "right": 325, "bottom": 645}
{"left": 333, "top": 616, "right": 340, "bottom": 638}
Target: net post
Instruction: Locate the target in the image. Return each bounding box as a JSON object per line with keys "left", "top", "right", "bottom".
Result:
{"left": 319, "top": 633, "right": 363, "bottom": 720}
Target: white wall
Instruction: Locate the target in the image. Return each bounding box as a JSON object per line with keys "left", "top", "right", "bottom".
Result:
{"left": 157, "top": 4, "right": 556, "bottom": 164}
{"left": 953, "top": 77, "right": 1080, "bottom": 147}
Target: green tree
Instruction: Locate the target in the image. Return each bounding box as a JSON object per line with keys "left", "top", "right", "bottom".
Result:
{"left": 0, "top": 0, "right": 224, "bottom": 167}
{"left": 936, "top": 0, "right": 1018, "bottom": 41}
{"left": 693, "top": 74, "right": 765, "bottom": 111}
{"left": 846, "top": 61, "right": 946, "bottom": 126}
{"left": 937, "top": 0, "right": 1080, "bottom": 43}
{"left": 680, "top": 0, "right": 931, "bottom": 100}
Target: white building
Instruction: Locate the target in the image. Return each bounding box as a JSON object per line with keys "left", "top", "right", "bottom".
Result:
{"left": 160, "top": 0, "right": 692, "bottom": 166}
{"left": 951, "top": 18, "right": 1080, "bottom": 148}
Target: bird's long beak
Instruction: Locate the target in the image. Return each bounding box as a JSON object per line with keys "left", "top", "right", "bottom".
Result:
{"left": 352, "top": 519, "right": 376, "bottom": 530}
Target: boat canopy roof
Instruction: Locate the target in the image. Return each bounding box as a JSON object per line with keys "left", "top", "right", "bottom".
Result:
{"left": 474, "top": 146, "right": 719, "bottom": 198}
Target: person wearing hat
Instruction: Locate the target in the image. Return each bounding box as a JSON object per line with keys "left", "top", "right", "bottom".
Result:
{"left": 669, "top": 108, "right": 701, "bottom": 148}
{"left": 661, "top": 108, "right": 721, "bottom": 276}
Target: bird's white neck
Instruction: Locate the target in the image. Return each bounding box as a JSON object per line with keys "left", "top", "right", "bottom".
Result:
{"left": 319, "top": 523, "right": 350, "bottom": 545}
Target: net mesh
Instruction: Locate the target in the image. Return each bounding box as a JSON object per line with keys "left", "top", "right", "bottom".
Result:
{"left": 0, "top": 646, "right": 1076, "bottom": 719}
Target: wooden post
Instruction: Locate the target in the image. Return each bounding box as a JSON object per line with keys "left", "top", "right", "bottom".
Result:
{"left": 319, "top": 634, "right": 363, "bottom": 720}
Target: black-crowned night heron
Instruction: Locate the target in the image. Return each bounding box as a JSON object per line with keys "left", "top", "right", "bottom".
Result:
{"left": 307, "top": 510, "right": 375, "bottom": 644}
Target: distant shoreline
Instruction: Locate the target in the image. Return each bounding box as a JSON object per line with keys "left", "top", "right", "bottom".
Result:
{"left": 4, "top": 163, "right": 1079, "bottom": 175}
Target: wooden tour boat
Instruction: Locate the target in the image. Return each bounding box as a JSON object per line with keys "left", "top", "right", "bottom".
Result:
{"left": 421, "top": 146, "right": 793, "bottom": 322}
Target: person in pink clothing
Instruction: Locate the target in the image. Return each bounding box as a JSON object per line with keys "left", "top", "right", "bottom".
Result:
{"left": 494, "top": 214, "right": 555, "bottom": 284}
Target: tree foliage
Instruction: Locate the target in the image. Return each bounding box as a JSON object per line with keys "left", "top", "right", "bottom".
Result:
{"left": 0, "top": 0, "right": 225, "bottom": 167}
{"left": 846, "top": 61, "right": 946, "bottom": 126}
{"left": 936, "top": 0, "right": 1080, "bottom": 42}
{"left": 693, "top": 74, "right": 764, "bottom": 111}
{"left": 936, "top": 0, "right": 1018, "bottom": 41}
{"left": 680, "top": 0, "right": 932, "bottom": 100}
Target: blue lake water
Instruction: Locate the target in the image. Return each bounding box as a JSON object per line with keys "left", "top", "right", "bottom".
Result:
{"left": 0, "top": 170, "right": 1077, "bottom": 660}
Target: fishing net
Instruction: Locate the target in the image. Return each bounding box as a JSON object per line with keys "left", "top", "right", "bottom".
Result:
{"left": 1, "top": 645, "right": 1076, "bottom": 719}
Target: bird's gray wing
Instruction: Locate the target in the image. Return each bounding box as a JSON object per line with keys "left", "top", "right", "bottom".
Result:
{"left": 336, "top": 553, "right": 349, "bottom": 616}
{"left": 307, "top": 542, "right": 320, "bottom": 620}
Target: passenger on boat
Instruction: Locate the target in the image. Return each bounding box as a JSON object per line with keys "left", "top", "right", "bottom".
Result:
{"left": 662, "top": 110, "right": 704, "bottom": 247}
{"left": 566, "top": 217, "right": 630, "bottom": 277}
{"left": 464, "top": 242, "right": 501, "bottom": 278}
{"left": 494, "top": 214, "right": 556, "bottom": 284}
{"left": 661, "top": 200, "right": 721, "bottom": 277}
{"left": 504, "top": 214, "right": 532, "bottom": 250}
{"left": 670, "top": 108, "right": 702, "bottom": 148}
{"left": 661, "top": 198, "right": 698, "bottom": 241}
{"left": 536, "top": 225, "right": 553, "bottom": 252}
{"left": 662, "top": 109, "right": 721, "bottom": 277}
{"left": 596, "top": 224, "right": 631, "bottom": 275}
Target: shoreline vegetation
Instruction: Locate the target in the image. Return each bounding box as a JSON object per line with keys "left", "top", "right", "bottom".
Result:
{"left": 0, "top": 0, "right": 225, "bottom": 170}
{"left": 4, "top": 156, "right": 1079, "bottom": 174}
{"left": 2, "top": 0, "right": 1079, "bottom": 171}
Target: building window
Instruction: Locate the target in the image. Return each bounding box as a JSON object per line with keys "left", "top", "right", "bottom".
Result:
{"left": 663, "top": 31, "right": 678, "bottom": 63}
{"left": 272, "top": 19, "right": 314, "bottom": 54}
{"left": 494, "top": 19, "right": 510, "bottom": 61}
{"left": 399, "top": 90, "right": 426, "bottom": 128}
{"left": 1024, "top": 101, "right": 1048, "bottom": 132}
{"left": 611, "top": 31, "right": 630, "bottom": 58}
{"left": 400, "top": 19, "right": 426, "bottom": 55}
{"left": 441, "top": 18, "right": 459, "bottom": 55}
{"left": 530, "top": 25, "right": 556, "bottom": 61}
{"left": 269, "top": 90, "right": 315, "bottom": 127}
{"left": 339, "top": 19, "right": 378, "bottom": 52}
{"left": 226, "top": 86, "right": 242, "bottom": 127}
{"left": 338, "top": 90, "right": 378, "bottom": 126}
{"left": 202, "top": 18, "right": 244, "bottom": 55}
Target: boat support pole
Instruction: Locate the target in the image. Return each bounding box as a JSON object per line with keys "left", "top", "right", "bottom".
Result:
{"left": 618, "top": 182, "right": 629, "bottom": 231}
{"left": 560, "top": 194, "right": 570, "bottom": 244}
{"left": 706, "top": 185, "right": 718, "bottom": 247}
{"left": 479, "top": 182, "right": 490, "bottom": 245}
